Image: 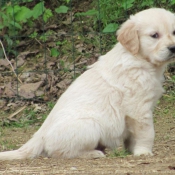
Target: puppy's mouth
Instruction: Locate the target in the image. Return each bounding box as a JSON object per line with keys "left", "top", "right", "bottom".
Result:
{"left": 167, "top": 53, "right": 175, "bottom": 61}
{"left": 167, "top": 45, "right": 175, "bottom": 61}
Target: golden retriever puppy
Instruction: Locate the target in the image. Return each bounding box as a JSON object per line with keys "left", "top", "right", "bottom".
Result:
{"left": 0, "top": 8, "right": 175, "bottom": 160}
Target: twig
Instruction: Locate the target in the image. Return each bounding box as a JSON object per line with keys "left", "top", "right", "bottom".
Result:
{"left": 8, "top": 106, "right": 26, "bottom": 120}
{"left": 74, "top": 60, "right": 87, "bottom": 66}
{"left": 0, "top": 39, "right": 23, "bottom": 84}
{"left": 163, "top": 94, "right": 171, "bottom": 98}
{"left": 35, "top": 38, "right": 50, "bottom": 53}
{"left": 35, "top": 38, "right": 42, "bottom": 46}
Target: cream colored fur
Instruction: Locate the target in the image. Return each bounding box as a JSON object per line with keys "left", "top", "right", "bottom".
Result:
{"left": 0, "top": 8, "right": 175, "bottom": 160}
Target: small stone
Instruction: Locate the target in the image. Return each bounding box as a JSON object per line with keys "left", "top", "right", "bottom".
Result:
{"left": 70, "top": 167, "right": 77, "bottom": 171}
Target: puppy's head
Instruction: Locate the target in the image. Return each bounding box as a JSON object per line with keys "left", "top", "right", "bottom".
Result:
{"left": 117, "top": 8, "right": 175, "bottom": 66}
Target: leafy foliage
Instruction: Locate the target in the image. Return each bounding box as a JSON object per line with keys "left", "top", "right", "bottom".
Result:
{"left": 102, "top": 23, "right": 118, "bottom": 33}
{"left": 110, "top": 149, "right": 131, "bottom": 158}
{"left": 75, "top": 0, "right": 175, "bottom": 33}
{"left": 0, "top": 0, "right": 175, "bottom": 128}
{"left": 51, "top": 48, "right": 60, "bottom": 57}
{"left": 55, "top": 5, "right": 69, "bottom": 14}
{"left": 0, "top": 1, "right": 54, "bottom": 53}
{"left": 1, "top": 102, "right": 55, "bottom": 128}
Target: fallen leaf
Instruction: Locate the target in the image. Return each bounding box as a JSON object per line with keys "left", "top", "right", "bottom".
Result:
{"left": 0, "top": 59, "right": 9, "bottom": 69}
{"left": 17, "top": 50, "right": 39, "bottom": 60}
{"left": 16, "top": 57, "right": 25, "bottom": 67}
{"left": 56, "top": 81, "right": 66, "bottom": 90}
{"left": 0, "top": 99, "right": 6, "bottom": 109}
{"left": 3, "top": 83, "right": 15, "bottom": 97}
{"left": 19, "top": 81, "right": 43, "bottom": 99}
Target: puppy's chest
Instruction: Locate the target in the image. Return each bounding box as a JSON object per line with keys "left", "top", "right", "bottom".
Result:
{"left": 120, "top": 75, "right": 164, "bottom": 103}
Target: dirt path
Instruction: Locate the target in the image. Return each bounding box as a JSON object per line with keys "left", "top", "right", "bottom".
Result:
{"left": 0, "top": 156, "right": 175, "bottom": 174}
{"left": 0, "top": 99, "right": 175, "bottom": 174}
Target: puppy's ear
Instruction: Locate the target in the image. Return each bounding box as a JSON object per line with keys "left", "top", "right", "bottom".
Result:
{"left": 117, "top": 20, "right": 139, "bottom": 55}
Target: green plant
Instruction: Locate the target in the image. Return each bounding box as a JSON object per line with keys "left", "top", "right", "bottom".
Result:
{"left": 55, "top": 5, "right": 69, "bottom": 14}
{"left": 51, "top": 48, "right": 60, "bottom": 57}
{"left": 59, "top": 60, "right": 70, "bottom": 72}
{"left": 30, "top": 31, "right": 38, "bottom": 38}
{"left": 47, "top": 101, "right": 56, "bottom": 110}
{"left": 75, "top": 0, "right": 175, "bottom": 33}
{"left": 0, "top": 140, "right": 17, "bottom": 150}
{"left": 0, "top": 101, "right": 56, "bottom": 128}
{"left": 0, "top": 1, "right": 53, "bottom": 53}
{"left": 110, "top": 149, "right": 131, "bottom": 158}
{"left": 0, "top": 2, "right": 53, "bottom": 34}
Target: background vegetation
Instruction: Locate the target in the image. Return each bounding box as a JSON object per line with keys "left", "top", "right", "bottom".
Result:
{"left": 0, "top": 0, "right": 175, "bottom": 128}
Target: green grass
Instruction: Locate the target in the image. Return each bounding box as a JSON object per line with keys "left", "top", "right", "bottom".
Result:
{"left": 110, "top": 149, "right": 131, "bottom": 158}
{"left": 0, "top": 140, "right": 18, "bottom": 150}
{"left": 0, "top": 101, "right": 55, "bottom": 128}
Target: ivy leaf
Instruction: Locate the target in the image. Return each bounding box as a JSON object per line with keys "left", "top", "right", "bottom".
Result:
{"left": 15, "top": 6, "right": 32, "bottom": 22}
{"left": 51, "top": 48, "right": 60, "bottom": 57}
{"left": 55, "top": 6, "right": 69, "bottom": 14}
{"left": 121, "top": 0, "right": 135, "bottom": 9}
{"left": 6, "top": 6, "right": 13, "bottom": 16}
{"left": 171, "top": 0, "right": 175, "bottom": 4}
{"left": 9, "top": 21, "right": 22, "bottom": 29}
{"left": 0, "top": 25, "right": 3, "bottom": 30}
{"left": 6, "top": 5, "right": 21, "bottom": 16}
{"left": 14, "top": 5, "right": 22, "bottom": 13}
{"left": 1, "top": 13, "right": 8, "bottom": 20}
{"left": 102, "top": 23, "right": 118, "bottom": 33}
{"left": 32, "top": 2, "right": 44, "bottom": 19}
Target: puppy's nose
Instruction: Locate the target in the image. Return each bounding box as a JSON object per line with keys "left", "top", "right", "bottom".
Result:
{"left": 168, "top": 45, "right": 175, "bottom": 53}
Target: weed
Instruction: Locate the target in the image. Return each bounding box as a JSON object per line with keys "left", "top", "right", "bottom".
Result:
{"left": 51, "top": 48, "right": 60, "bottom": 57}
{"left": 110, "top": 149, "right": 131, "bottom": 158}
{"left": 0, "top": 140, "right": 17, "bottom": 150}
{"left": 47, "top": 101, "right": 56, "bottom": 110}
{"left": 0, "top": 127, "right": 5, "bottom": 137}
{"left": 75, "top": 0, "right": 175, "bottom": 33}
{"left": 0, "top": 1, "right": 53, "bottom": 53}
{"left": 55, "top": 5, "right": 69, "bottom": 14}
{"left": 0, "top": 101, "right": 56, "bottom": 128}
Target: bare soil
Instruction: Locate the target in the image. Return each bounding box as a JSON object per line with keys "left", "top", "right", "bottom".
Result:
{"left": 1, "top": 1, "right": 175, "bottom": 174}
{"left": 0, "top": 99, "right": 175, "bottom": 175}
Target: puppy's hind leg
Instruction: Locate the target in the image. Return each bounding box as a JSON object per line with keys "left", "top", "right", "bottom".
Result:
{"left": 46, "top": 119, "right": 105, "bottom": 159}
{"left": 78, "top": 150, "right": 105, "bottom": 159}
{"left": 51, "top": 149, "right": 105, "bottom": 159}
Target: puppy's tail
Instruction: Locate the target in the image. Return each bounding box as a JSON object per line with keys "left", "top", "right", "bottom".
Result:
{"left": 0, "top": 133, "right": 44, "bottom": 160}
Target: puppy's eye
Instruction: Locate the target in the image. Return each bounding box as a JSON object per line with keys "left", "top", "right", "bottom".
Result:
{"left": 151, "top": 33, "right": 159, "bottom": 39}
{"left": 173, "top": 31, "right": 175, "bottom": 35}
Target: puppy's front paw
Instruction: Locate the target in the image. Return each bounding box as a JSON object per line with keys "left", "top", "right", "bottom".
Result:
{"left": 134, "top": 148, "right": 153, "bottom": 156}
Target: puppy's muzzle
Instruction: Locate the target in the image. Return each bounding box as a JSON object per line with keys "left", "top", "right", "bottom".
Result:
{"left": 168, "top": 45, "right": 175, "bottom": 53}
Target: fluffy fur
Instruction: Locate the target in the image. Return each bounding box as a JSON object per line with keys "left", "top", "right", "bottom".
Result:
{"left": 0, "top": 8, "right": 175, "bottom": 160}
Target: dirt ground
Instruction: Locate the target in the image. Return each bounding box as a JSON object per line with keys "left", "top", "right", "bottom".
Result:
{"left": 0, "top": 99, "right": 175, "bottom": 175}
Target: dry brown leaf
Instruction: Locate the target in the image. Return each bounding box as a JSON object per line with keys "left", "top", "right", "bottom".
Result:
{"left": 17, "top": 50, "right": 39, "bottom": 60}
{"left": 3, "top": 83, "right": 15, "bottom": 97}
{"left": 0, "top": 59, "right": 9, "bottom": 68}
{"left": 19, "top": 81, "right": 43, "bottom": 99}
{"left": 16, "top": 57, "right": 25, "bottom": 67}
{"left": 56, "top": 81, "right": 66, "bottom": 89}
{"left": 0, "top": 99, "right": 6, "bottom": 109}
{"left": 47, "top": 62, "right": 55, "bottom": 69}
